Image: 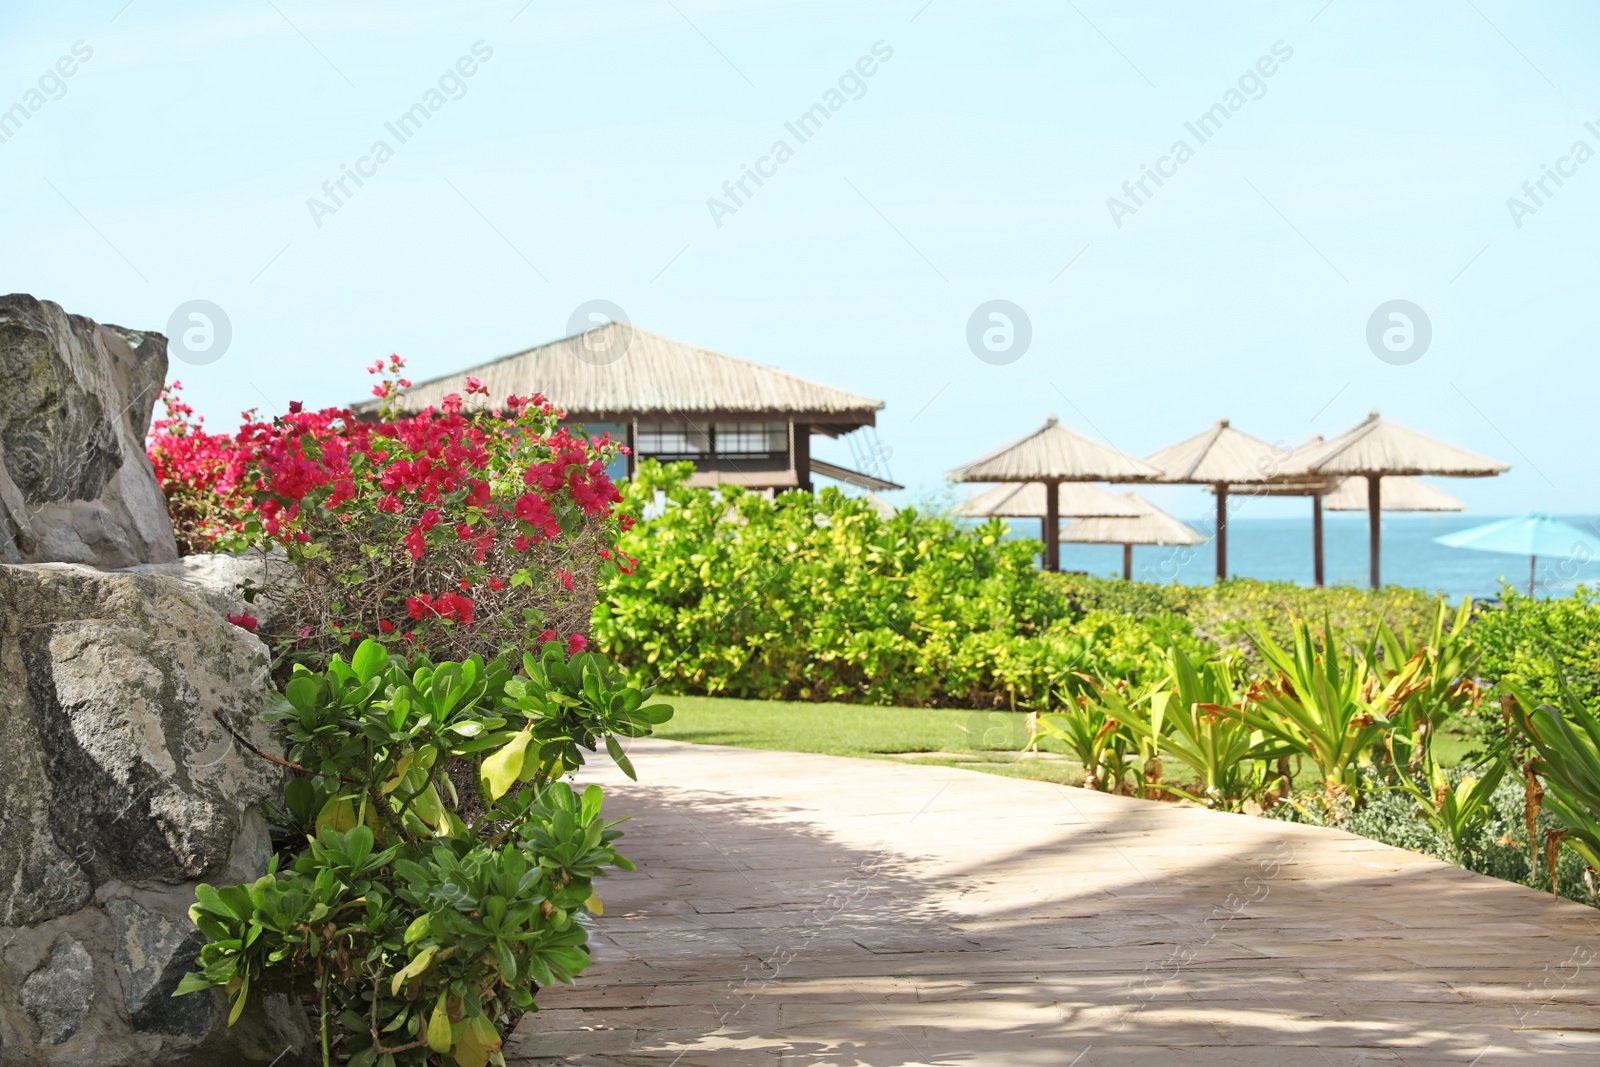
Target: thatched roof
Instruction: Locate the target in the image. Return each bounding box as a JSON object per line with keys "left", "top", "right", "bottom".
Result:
{"left": 953, "top": 481, "right": 1144, "bottom": 519}
{"left": 1058, "top": 493, "right": 1208, "bottom": 546}
{"left": 1282, "top": 410, "right": 1509, "bottom": 478}
{"left": 1144, "top": 419, "right": 1290, "bottom": 484}
{"left": 1205, "top": 470, "right": 1464, "bottom": 511}
{"left": 1323, "top": 476, "right": 1464, "bottom": 512}
{"left": 949, "top": 416, "right": 1163, "bottom": 483}
{"left": 357, "top": 323, "right": 883, "bottom": 430}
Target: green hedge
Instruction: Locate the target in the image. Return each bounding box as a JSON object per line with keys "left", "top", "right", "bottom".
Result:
{"left": 1472, "top": 584, "right": 1600, "bottom": 707}
{"left": 596, "top": 467, "right": 1570, "bottom": 710}
{"left": 593, "top": 467, "right": 1188, "bottom": 708}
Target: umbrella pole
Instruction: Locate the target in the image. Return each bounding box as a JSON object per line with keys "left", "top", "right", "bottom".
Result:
{"left": 1312, "top": 493, "right": 1325, "bottom": 588}
{"left": 1367, "top": 474, "right": 1381, "bottom": 589}
{"left": 1215, "top": 484, "right": 1228, "bottom": 582}
{"left": 1044, "top": 479, "right": 1060, "bottom": 573}
{"left": 1530, "top": 554, "right": 1537, "bottom": 597}
{"left": 1122, "top": 543, "right": 1132, "bottom": 581}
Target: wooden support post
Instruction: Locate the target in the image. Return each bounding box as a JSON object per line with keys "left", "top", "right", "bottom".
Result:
{"left": 1215, "top": 484, "right": 1228, "bottom": 582}
{"left": 1044, "top": 479, "right": 1060, "bottom": 572}
{"left": 793, "top": 422, "right": 812, "bottom": 493}
{"left": 1122, "top": 543, "right": 1133, "bottom": 581}
{"left": 1312, "top": 493, "right": 1325, "bottom": 588}
{"left": 1367, "top": 474, "right": 1381, "bottom": 590}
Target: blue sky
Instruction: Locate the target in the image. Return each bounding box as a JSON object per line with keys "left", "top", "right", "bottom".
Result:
{"left": 4, "top": 0, "right": 1597, "bottom": 519}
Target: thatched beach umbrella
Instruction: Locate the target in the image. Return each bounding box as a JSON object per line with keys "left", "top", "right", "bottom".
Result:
{"left": 1144, "top": 419, "right": 1290, "bottom": 582}
{"left": 1280, "top": 411, "right": 1508, "bottom": 588}
{"left": 1210, "top": 471, "right": 1464, "bottom": 587}
{"left": 949, "top": 416, "right": 1162, "bottom": 571}
{"left": 1324, "top": 476, "right": 1464, "bottom": 513}
{"left": 953, "top": 481, "right": 1144, "bottom": 519}
{"left": 1058, "top": 493, "right": 1208, "bottom": 580}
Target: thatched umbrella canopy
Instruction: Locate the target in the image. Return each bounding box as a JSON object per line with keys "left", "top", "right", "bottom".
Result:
{"left": 953, "top": 482, "right": 1144, "bottom": 519}
{"left": 1203, "top": 473, "right": 1465, "bottom": 591}
{"left": 1209, "top": 469, "right": 1465, "bottom": 586}
{"left": 1324, "top": 476, "right": 1464, "bottom": 512}
{"left": 1059, "top": 493, "right": 1207, "bottom": 580}
{"left": 1143, "top": 419, "right": 1289, "bottom": 582}
{"left": 1279, "top": 410, "right": 1508, "bottom": 588}
{"left": 949, "top": 416, "right": 1162, "bottom": 571}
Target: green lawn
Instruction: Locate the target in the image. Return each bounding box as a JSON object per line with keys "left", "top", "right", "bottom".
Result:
{"left": 648, "top": 695, "right": 1488, "bottom": 791}
{"left": 652, "top": 694, "right": 1085, "bottom": 784}
{"left": 652, "top": 695, "right": 1025, "bottom": 756}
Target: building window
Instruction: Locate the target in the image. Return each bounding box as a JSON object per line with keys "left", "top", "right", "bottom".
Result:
{"left": 637, "top": 422, "right": 710, "bottom": 456}
{"left": 714, "top": 422, "right": 788, "bottom": 455}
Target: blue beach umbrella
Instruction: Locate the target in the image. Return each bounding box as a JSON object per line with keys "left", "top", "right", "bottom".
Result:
{"left": 1434, "top": 513, "right": 1600, "bottom": 595}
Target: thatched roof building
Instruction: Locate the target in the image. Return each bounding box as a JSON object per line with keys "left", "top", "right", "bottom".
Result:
{"left": 358, "top": 323, "right": 892, "bottom": 492}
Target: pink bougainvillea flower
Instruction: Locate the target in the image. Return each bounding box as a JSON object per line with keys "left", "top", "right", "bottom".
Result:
{"left": 227, "top": 611, "right": 258, "bottom": 632}
{"left": 567, "top": 633, "right": 587, "bottom": 655}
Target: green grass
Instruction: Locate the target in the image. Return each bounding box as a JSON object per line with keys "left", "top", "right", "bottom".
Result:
{"left": 653, "top": 695, "right": 1026, "bottom": 756}
{"left": 649, "top": 695, "right": 1483, "bottom": 792}
{"left": 653, "top": 695, "right": 1088, "bottom": 784}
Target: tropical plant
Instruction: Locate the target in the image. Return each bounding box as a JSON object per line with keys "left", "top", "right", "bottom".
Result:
{"left": 1226, "top": 619, "right": 1426, "bottom": 805}
{"left": 1378, "top": 596, "right": 1483, "bottom": 739}
{"left": 1028, "top": 677, "right": 1146, "bottom": 792}
{"left": 1383, "top": 728, "right": 1509, "bottom": 861}
{"left": 1118, "top": 645, "right": 1288, "bottom": 810}
{"left": 1503, "top": 678, "right": 1600, "bottom": 874}
{"left": 176, "top": 639, "right": 673, "bottom": 1067}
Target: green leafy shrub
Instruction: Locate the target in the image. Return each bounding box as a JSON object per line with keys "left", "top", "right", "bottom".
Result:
{"left": 1177, "top": 579, "right": 1444, "bottom": 657}
{"left": 177, "top": 639, "right": 672, "bottom": 1066}
{"left": 1041, "top": 571, "right": 1188, "bottom": 620}
{"left": 1473, "top": 584, "right": 1600, "bottom": 704}
{"left": 594, "top": 465, "right": 1186, "bottom": 708}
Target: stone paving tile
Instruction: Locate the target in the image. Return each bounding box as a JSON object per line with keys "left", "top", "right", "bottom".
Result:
{"left": 509, "top": 740, "right": 1600, "bottom": 1065}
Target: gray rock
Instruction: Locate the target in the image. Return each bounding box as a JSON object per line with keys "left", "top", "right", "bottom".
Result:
{"left": 0, "top": 564, "right": 282, "bottom": 924}
{"left": 0, "top": 295, "right": 178, "bottom": 569}
{"left": 104, "top": 898, "right": 210, "bottom": 1037}
{"left": 0, "top": 563, "right": 314, "bottom": 1065}
{"left": 121, "top": 549, "right": 298, "bottom": 631}
{"left": 21, "top": 934, "right": 94, "bottom": 1045}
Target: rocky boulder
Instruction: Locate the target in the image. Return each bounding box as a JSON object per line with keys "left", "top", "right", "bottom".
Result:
{"left": 121, "top": 549, "right": 299, "bottom": 633}
{"left": 0, "top": 294, "right": 178, "bottom": 569}
{"left": 0, "top": 563, "right": 312, "bottom": 1066}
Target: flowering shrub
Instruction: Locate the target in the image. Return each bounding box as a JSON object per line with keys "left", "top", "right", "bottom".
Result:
{"left": 148, "top": 359, "right": 634, "bottom": 663}
{"left": 145, "top": 382, "right": 254, "bottom": 555}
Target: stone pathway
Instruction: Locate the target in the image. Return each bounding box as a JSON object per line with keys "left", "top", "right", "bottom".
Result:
{"left": 507, "top": 740, "right": 1600, "bottom": 1065}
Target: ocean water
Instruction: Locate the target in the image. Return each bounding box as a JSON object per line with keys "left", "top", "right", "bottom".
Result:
{"left": 1032, "top": 514, "right": 1600, "bottom": 601}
